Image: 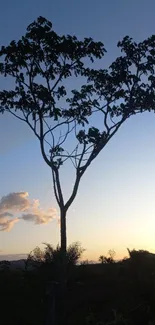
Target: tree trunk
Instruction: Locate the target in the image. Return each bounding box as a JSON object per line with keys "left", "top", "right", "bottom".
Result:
{"left": 60, "top": 208, "right": 67, "bottom": 254}
{"left": 57, "top": 207, "right": 67, "bottom": 325}
{"left": 60, "top": 207, "right": 67, "bottom": 292}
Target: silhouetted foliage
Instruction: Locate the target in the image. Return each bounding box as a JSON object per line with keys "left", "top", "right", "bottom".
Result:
{"left": 0, "top": 260, "right": 11, "bottom": 270}
{"left": 99, "top": 250, "right": 116, "bottom": 264}
{"left": 85, "top": 310, "right": 129, "bottom": 325}
{"left": 25, "top": 246, "right": 45, "bottom": 269}
{"left": 26, "top": 241, "right": 84, "bottom": 271}
{"left": 1, "top": 247, "right": 155, "bottom": 324}
{"left": 127, "top": 248, "right": 150, "bottom": 259}
{"left": 80, "top": 259, "right": 89, "bottom": 265}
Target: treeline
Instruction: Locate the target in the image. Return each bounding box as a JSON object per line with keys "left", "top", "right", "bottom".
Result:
{"left": 1, "top": 246, "right": 155, "bottom": 324}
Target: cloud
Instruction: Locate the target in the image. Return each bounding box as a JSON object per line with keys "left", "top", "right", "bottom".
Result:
{"left": 0, "top": 212, "right": 13, "bottom": 218}
{"left": 0, "top": 217, "right": 19, "bottom": 232}
{"left": 0, "top": 192, "right": 57, "bottom": 231}
{"left": 22, "top": 207, "right": 57, "bottom": 225}
{"left": 0, "top": 192, "right": 29, "bottom": 213}
{"left": 0, "top": 192, "right": 30, "bottom": 232}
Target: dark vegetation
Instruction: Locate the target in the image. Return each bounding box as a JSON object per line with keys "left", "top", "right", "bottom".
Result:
{"left": 1, "top": 246, "right": 155, "bottom": 325}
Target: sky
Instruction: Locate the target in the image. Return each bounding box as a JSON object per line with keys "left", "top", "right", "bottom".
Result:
{"left": 1, "top": 0, "right": 155, "bottom": 261}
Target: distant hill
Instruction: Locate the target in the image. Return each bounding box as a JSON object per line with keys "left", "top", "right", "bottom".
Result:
{"left": 0, "top": 259, "right": 26, "bottom": 270}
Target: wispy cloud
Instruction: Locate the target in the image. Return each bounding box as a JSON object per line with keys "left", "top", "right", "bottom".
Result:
{"left": 0, "top": 217, "right": 19, "bottom": 231}
{"left": 22, "top": 203, "right": 57, "bottom": 225}
{"left": 0, "top": 192, "right": 57, "bottom": 231}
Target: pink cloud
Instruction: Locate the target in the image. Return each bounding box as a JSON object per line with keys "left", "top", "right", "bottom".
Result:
{"left": 0, "top": 192, "right": 58, "bottom": 231}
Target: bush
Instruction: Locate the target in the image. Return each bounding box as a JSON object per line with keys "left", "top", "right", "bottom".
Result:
{"left": 26, "top": 241, "right": 84, "bottom": 271}
{"left": 99, "top": 250, "right": 116, "bottom": 264}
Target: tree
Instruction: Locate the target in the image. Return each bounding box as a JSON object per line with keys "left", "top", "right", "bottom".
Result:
{"left": 99, "top": 255, "right": 105, "bottom": 264}
{"left": 127, "top": 248, "right": 150, "bottom": 259}
{"left": 99, "top": 250, "right": 116, "bottom": 264}
{"left": 108, "top": 249, "right": 116, "bottom": 261}
{"left": 0, "top": 17, "right": 155, "bottom": 259}
{"left": 26, "top": 242, "right": 84, "bottom": 275}
{"left": 25, "top": 246, "right": 45, "bottom": 269}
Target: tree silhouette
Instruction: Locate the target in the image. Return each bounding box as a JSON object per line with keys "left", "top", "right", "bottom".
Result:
{"left": 99, "top": 255, "right": 105, "bottom": 264}
{"left": 99, "top": 250, "right": 116, "bottom": 264}
{"left": 26, "top": 241, "right": 84, "bottom": 270}
{"left": 0, "top": 16, "right": 155, "bottom": 261}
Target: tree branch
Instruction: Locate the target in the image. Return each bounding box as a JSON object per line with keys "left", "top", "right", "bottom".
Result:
{"left": 54, "top": 167, "right": 64, "bottom": 208}
{"left": 65, "top": 173, "right": 81, "bottom": 211}
{"left": 43, "top": 118, "right": 74, "bottom": 139}
{"left": 39, "top": 113, "right": 51, "bottom": 167}
{"left": 79, "top": 116, "right": 127, "bottom": 178}
{"left": 51, "top": 169, "right": 60, "bottom": 206}
{"left": 7, "top": 109, "right": 27, "bottom": 122}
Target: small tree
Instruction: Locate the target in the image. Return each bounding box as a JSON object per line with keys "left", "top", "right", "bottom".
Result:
{"left": 99, "top": 250, "right": 116, "bottom": 264}
{"left": 108, "top": 249, "right": 116, "bottom": 261}
{"left": 26, "top": 242, "right": 84, "bottom": 270}
{"left": 99, "top": 255, "right": 105, "bottom": 264}
{"left": 0, "top": 16, "right": 155, "bottom": 259}
{"left": 25, "top": 246, "right": 45, "bottom": 269}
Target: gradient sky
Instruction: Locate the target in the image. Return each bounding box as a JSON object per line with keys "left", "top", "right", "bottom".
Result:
{"left": 1, "top": 0, "right": 155, "bottom": 261}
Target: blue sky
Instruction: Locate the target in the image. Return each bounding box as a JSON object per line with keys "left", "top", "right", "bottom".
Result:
{"left": 1, "top": 0, "right": 155, "bottom": 261}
